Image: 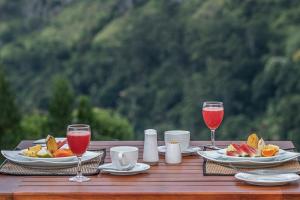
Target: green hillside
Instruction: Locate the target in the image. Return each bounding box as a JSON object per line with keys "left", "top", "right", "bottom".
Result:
{"left": 1, "top": 0, "right": 300, "bottom": 144}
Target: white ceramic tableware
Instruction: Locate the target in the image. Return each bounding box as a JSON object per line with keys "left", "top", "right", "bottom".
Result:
{"left": 1, "top": 150, "right": 102, "bottom": 168}
{"left": 165, "top": 142, "right": 182, "bottom": 164}
{"left": 143, "top": 129, "right": 159, "bottom": 165}
{"left": 235, "top": 172, "right": 300, "bottom": 186}
{"left": 110, "top": 146, "right": 138, "bottom": 170}
{"left": 99, "top": 163, "right": 150, "bottom": 175}
{"left": 164, "top": 130, "right": 190, "bottom": 151}
{"left": 197, "top": 149, "right": 300, "bottom": 168}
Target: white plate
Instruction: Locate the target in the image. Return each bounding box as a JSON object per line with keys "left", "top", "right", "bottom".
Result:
{"left": 99, "top": 163, "right": 150, "bottom": 175}
{"left": 197, "top": 150, "right": 300, "bottom": 168}
{"left": 1, "top": 150, "right": 101, "bottom": 168}
{"left": 235, "top": 172, "right": 300, "bottom": 186}
{"left": 217, "top": 148, "right": 285, "bottom": 161}
{"left": 33, "top": 137, "right": 66, "bottom": 144}
{"left": 158, "top": 146, "right": 201, "bottom": 156}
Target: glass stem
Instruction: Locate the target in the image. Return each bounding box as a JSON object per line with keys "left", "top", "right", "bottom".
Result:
{"left": 211, "top": 129, "right": 215, "bottom": 147}
{"left": 77, "top": 156, "right": 82, "bottom": 177}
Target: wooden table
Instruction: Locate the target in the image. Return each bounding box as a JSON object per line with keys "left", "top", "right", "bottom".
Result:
{"left": 0, "top": 140, "right": 300, "bottom": 200}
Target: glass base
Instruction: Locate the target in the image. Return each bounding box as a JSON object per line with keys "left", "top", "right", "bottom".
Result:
{"left": 69, "top": 175, "right": 90, "bottom": 182}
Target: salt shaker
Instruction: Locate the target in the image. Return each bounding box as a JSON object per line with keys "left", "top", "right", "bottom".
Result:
{"left": 165, "top": 142, "right": 182, "bottom": 164}
{"left": 143, "top": 129, "right": 159, "bottom": 165}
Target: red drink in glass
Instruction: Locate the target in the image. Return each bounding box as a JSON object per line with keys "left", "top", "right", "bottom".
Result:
{"left": 67, "top": 124, "right": 91, "bottom": 182}
{"left": 67, "top": 131, "right": 91, "bottom": 156}
{"left": 202, "top": 107, "right": 224, "bottom": 130}
{"left": 202, "top": 101, "right": 224, "bottom": 147}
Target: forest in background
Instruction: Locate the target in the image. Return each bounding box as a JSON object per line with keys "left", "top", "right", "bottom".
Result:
{"left": 1, "top": 0, "right": 300, "bottom": 148}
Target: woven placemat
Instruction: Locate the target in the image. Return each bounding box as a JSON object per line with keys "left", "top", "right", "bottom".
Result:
{"left": 0, "top": 149, "right": 106, "bottom": 176}
{"left": 203, "top": 159, "right": 300, "bottom": 176}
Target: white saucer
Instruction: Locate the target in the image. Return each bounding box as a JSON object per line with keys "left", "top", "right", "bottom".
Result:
{"left": 235, "top": 172, "right": 300, "bottom": 186}
{"left": 98, "top": 163, "right": 150, "bottom": 175}
{"left": 158, "top": 146, "right": 201, "bottom": 156}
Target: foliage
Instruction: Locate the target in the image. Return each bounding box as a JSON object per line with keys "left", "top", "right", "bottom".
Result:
{"left": 20, "top": 112, "right": 48, "bottom": 139}
{"left": 92, "top": 108, "right": 134, "bottom": 140}
{"left": 74, "top": 95, "right": 94, "bottom": 125}
{"left": 0, "top": 0, "right": 300, "bottom": 147}
{"left": 48, "top": 76, "right": 74, "bottom": 136}
{"left": 0, "top": 66, "right": 21, "bottom": 148}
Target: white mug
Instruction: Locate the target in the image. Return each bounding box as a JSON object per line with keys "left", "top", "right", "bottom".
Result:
{"left": 110, "top": 146, "right": 138, "bottom": 170}
{"left": 165, "top": 130, "right": 190, "bottom": 151}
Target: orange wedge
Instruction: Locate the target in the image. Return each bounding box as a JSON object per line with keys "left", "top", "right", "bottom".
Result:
{"left": 262, "top": 148, "right": 276, "bottom": 157}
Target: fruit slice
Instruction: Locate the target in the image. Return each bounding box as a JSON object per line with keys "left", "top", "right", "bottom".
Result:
{"left": 28, "top": 144, "right": 42, "bottom": 152}
{"left": 23, "top": 150, "right": 38, "bottom": 157}
{"left": 226, "top": 144, "right": 243, "bottom": 157}
{"left": 46, "top": 135, "right": 58, "bottom": 153}
{"left": 247, "top": 146, "right": 257, "bottom": 157}
{"left": 53, "top": 149, "right": 74, "bottom": 157}
{"left": 226, "top": 151, "right": 239, "bottom": 156}
{"left": 240, "top": 144, "right": 257, "bottom": 157}
{"left": 262, "top": 148, "right": 276, "bottom": 157}
{"left": 36, "top": 148, "right": 52, "bottom": 158}
{"left": 262, "top": 144, "right": 280, "bottom": 157}
{"left": 247, "top": 133, "right": 259, "bottom": 149}
{"left": 239, "top": 144, "right": 249, "bottom": 157}
{"left": 257, "top": 138, "right": 266, "bottom": 156}
{"left": 231, "top": 144, "right": 243, "bottom": 155}
{"left": 226, "top": 144, "right": 239, "bottom": 156}
{"left": 265, "top": 144, "right": 279, "bottom": 153}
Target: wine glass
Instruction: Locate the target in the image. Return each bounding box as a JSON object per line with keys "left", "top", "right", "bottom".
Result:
{"left": 67, "top": 124, "right": 91, "bottom": 182}
{"left": 202, "top": 101, "right": 224, "bottom": 148}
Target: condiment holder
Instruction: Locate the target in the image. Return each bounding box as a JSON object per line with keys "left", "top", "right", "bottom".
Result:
{"left": 143, "top": 129, "right": 159, "bottom": 165}
{"left": 165, "top": 141, "right": 182, "bottom": 164}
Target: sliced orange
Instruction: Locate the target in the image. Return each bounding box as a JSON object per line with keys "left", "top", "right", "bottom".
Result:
{"left": 247, "top": 133, "right": 259, "bottom": 149}
{"left": 265, "top": 144, "right": 279, "bottom": 153}
{"left": 262, "top": 148, "right": 276, "bottom": 157}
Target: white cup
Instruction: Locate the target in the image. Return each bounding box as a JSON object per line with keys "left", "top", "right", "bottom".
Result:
{"left": 164, "top": 130, "right": 190, "bottom": 151}
{"left": 110, "top": 146, "right": 138, "bottom": 170}
{"left": 165, "top": 142, "right": 182, "bottom": 164}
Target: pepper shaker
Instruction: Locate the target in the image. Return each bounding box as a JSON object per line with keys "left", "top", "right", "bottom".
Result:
{"left": 143, "top": 129, "right": 159, "bottom": 165}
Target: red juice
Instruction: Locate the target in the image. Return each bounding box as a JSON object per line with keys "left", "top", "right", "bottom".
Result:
{"left": 67, "top": 131, "right": 91, "bottom": 156}
{"left": 202, "top": 107, "right": 224, "bottom": 130}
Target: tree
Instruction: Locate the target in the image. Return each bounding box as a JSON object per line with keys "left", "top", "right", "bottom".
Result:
{"left": 20, "top": 112, "right": 48, "bottom": 139}
{"left": 92, "top": 108, "right": 134, "bottom": 140}
{"left": 75, "top": 95, "right": 94, "bottom": 124}
{"left": 48, "top": 76, "right": 74, "bottom": 136}
{"left": 0, "top": 66, "right": 21, "bottom": 148}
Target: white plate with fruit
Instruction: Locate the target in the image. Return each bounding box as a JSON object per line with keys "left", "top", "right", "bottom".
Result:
{"left": 1, "top": 135, "right": 101, "bottom": 167}
{"left": 1, "top": 150, "right": 101, "bottom": 168}
{"left": 220, "top": 134, "right": 284, "bottom": 161}
{"left": 197, "top": 134, "right": 300, "bottom": 167}
{"left": 18, "top": 135, "right": 76, "bottom": 162}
